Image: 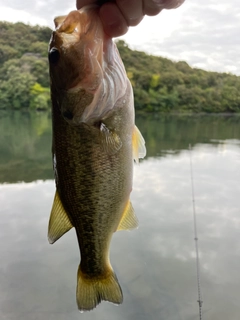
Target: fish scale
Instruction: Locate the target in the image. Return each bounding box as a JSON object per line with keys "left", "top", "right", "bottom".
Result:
{"left": 48, "top": 6, "right": 146, "bottom": 311}
{"left": 53, "top": 98, "right": 131, "bottom": 273}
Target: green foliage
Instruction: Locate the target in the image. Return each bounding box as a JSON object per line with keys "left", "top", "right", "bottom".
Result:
{"left": 0, "top": 65, "right": 36, "bottom": 109}
{"left": 116, "top": 40, "right": 240, "bottom": 113}
{"left": 0, "top": 21, "right": 51, "bottom": 59}
{"left": 149, "top": 74, "right": 160, "bottom": 89}
{"left": 0, "top": 21, "right": 240, "bottom": 113}
{"left": 0, "top": 44, "right": 18, "bottom": 64}
{"left": 30, "top": 83, "right": 50, "bottom": 110}
{"left": 0, "top": 21, "right": 51, "bottom": 110}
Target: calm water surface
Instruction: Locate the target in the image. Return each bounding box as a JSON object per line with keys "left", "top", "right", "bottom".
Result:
{"left": 0, "top": 111, "right": 240, "bottom": 320}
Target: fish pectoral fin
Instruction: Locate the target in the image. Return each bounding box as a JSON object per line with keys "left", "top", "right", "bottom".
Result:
{"left": 132, "top": 125, "right": 146, "bottom": 163}
{"left": 117, "top": 200, "right": 138, "bottom": 231}
{"left": 100, "top": 122, "right": 122, "bottom": 155}
{"left": 48, "top": 190, "right": 73, "bottom": 244}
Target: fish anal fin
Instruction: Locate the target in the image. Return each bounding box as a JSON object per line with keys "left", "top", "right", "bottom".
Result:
{"left": 77, "top": 265, "right": 123, "bottom": 311}
{"left": 48, "top": 190, "right": 73, "bottom": 244}
{"left": 117, "top": 200, "right": 138, "bottom": 231}
{"left": 132, "top": 125, "right": 146, "bottom": 163}
{"left": 100, "top": 122, "right": 122, "bottom": 155}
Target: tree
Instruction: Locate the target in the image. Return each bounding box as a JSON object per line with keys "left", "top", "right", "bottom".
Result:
{"left": 30, "top": 83, "right": 50, "bottom": 110}
{"left": 0, "top": 23, "right": 240, "bottom": 113}
{"left": 0, "top": 65, "right": 36, "bottom": 109}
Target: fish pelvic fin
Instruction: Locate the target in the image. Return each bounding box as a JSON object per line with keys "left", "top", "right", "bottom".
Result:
{"left": 76, "top": 266, "right": 123, "bottom": 311}
{"left": 117, "top": 200, "right": 138, "bottom": 231}
{"left": 48, "top": 190, "right": 73, "bottom": 244}
{"left": 132, "top": 125, "right": 146, "bottom": 163}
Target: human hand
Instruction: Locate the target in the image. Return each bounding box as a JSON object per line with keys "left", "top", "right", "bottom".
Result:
{"left": 76, "top": 0, "right": 185, "bottom": 37}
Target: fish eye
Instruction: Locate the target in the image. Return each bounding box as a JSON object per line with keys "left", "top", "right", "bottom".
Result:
{"left": 63, "top": 110, "right": 73, "bottom": 120}
{"left": 48, "top": 47, "right": 60, "bottom": 64}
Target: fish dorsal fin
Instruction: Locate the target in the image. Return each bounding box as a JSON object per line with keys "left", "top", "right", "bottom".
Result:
{"left": 117, "top": 200, "right": 138, "bottom": 231}
{"left": 100, "top": 122, "right": 122, "bottom": 155}
{"left": 132, "top": 125, "right": 146, "bottom": 163}
{"left": 48, "top": 190, "right": 73, "bottom": 244}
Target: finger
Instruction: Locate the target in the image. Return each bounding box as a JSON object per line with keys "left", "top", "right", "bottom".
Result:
{"left": 143, "top": 0, "right": 185, "bottom": 16}
{"left": 160, "top": 0, "right": 185, "bottom": 9}
{"left": 143, "top": 0, "right": 163, "bottom": 16}
{"left": 76, "top": 0, "right": 96, "bottom": 10}
{"left": 99, "top": 2, "right": 129, "bottom": 37}
{"left": 76, "top": 0, "right": 117, "bottom": 10}
{"left": 116, "top": 0, "right": 143, "bottom": 27}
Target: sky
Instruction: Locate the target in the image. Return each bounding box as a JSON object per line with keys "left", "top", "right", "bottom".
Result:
{"left": 0, "top": 0, "right": 239, "bottom": 75}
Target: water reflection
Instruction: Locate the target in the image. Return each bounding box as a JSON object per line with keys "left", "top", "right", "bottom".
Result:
{"left": 0, "top": 112, "right": 240, "bottom": 319}
{"left": 0, "top": 111, "right": 240, "bottom": 183}
{"left": 0, "top": 111, "right": 53, "bottom": 183}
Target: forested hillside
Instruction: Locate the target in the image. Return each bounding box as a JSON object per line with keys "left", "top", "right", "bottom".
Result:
{"left": 117, "top": 40, "right": 240, "bottom": 113}
{"left": 0, "top": 21, "right": 240, "bottom": 113}
{"left": 0, "top": 21, "right": 51, "bottom": 110}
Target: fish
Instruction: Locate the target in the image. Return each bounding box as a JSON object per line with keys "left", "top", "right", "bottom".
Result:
{"left": 48, "top": 6, "right": 146, "bottom": 311}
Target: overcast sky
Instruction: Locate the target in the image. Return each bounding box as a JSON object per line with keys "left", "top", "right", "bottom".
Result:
{"left": 0, "top": 0, "right": 239, "bottom": 75}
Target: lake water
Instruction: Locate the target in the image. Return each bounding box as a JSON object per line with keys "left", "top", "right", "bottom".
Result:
{"left": 0, "top": 111, "right": 240, "bottom": 320}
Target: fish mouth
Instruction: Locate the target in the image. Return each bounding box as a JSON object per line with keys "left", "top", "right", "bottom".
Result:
{"left": 53, "top": 9, "right": 94, "bottom": 45}
{"left": 49, "top": 8, "right": 105, "bottom": 95}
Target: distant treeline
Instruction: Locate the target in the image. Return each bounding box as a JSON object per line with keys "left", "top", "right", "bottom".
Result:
{"left": 0, "top": 21, "right": 240, "bottom": 113}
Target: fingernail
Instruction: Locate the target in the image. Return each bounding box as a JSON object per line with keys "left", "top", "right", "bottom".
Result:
{"left": 152, "top": 0, "right": 185, "bottom": 9}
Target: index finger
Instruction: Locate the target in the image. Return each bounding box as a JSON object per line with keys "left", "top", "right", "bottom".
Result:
{"left": 76, "top": 0, "right": 97, "bottom": 9}
{"left": 161, "top": 0, "right": 185, "bottom": 9}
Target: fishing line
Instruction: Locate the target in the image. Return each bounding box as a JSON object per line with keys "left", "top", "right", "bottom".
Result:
{"left": 189, "top": 144, "right": 203, "bottom": 320}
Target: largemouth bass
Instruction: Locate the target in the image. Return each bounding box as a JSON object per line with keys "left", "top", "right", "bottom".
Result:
{"left": 48, "top": 6, "right": 146, "bottom": 311}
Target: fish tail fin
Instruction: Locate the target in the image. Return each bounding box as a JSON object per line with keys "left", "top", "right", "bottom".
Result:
{"left": 76, "top": 265, "right": 123, "bottom": 311}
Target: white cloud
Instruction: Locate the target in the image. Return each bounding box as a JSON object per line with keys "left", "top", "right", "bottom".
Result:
{"left": 0, "top": 0, "right": 240, "bottom": 74}
{"left": 120, "top": 0, "right": 240, "bottom": 74}
{"left": 0, "top": 6, "right": 48, "bottom": 25}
